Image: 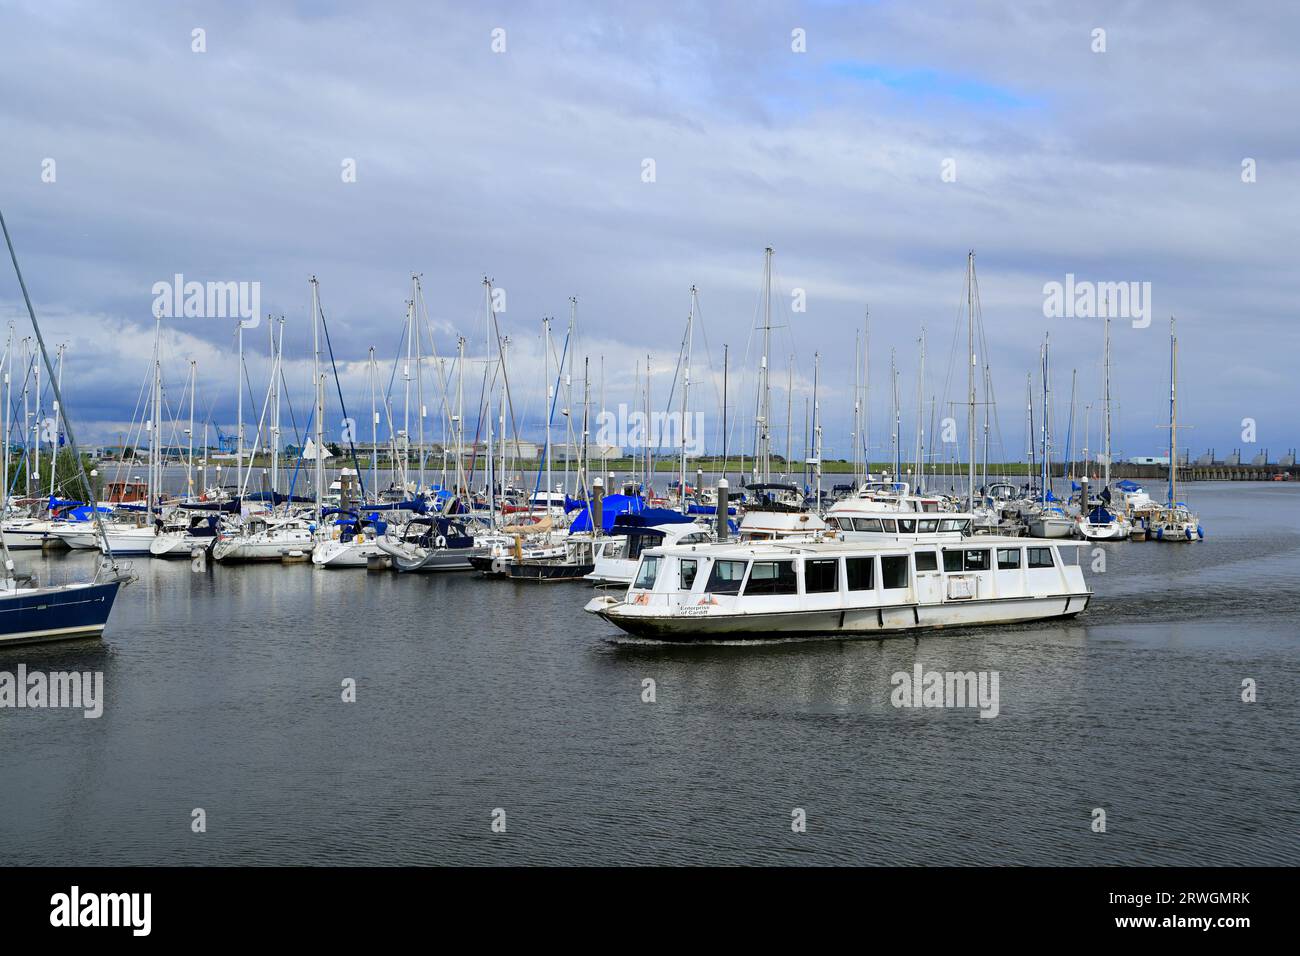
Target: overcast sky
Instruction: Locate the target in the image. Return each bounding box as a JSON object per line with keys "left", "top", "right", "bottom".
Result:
{"left": 1, "top": 0, "right": 1296, "bottom": 466}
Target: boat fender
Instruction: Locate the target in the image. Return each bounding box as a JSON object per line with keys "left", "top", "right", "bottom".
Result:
{"left": 1197, "top": 527, "right": 1204, "bottom": 538}
{"left": 435, "top": 535, "right": 446, "bottom": 548}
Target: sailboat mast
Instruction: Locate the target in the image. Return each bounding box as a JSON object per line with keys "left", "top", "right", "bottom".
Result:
{"left": 187, "top": 359, "right": 196, "bottom": 499}
{"left": 680, "top": 287, "right": 695, "bottom": 512}
{"left": 50, "top": 343, "right": 64, "bottom": 503}
{"left": 402, "top": 299, "right": 412, "bottom": 490}
{"left": 369, "top": 346, "right": 377, "bottom": 500}
{"left": 544, "top": 317, "right": 552, "bottom": 512}
{"left": 33, "top": 352, "right": 40, "bottom": 494}
{"left": 414, "top": 276, "right": 426, "bottom": 493}
{"left": 271, "top": 318, "right": 283, "bottom": 497}
{"left": 150, "top": 320, "right": 160, "bottom": 522}
{"left": 1041, "top": 335, "right": 1050, "bottom": 506}
{"left": 311, "top": 276, "right": 323, "bottom": 521}
{"left": 812, "top": 351, "right": 821, "bottom": 506}
{"left": 1102, "top": 312, "right": 1112, "bottom": 488}
{"left": 966, "top": 252, "right": 976, "bottom": 512}
{"left": 890, "top": 348, "right": 900, "bottom": 478}
{"left": 852, "top": 329, "right": 861, "bottom": 485}
{"left": 863, "top": 309, "right": 870, "bottom": 479}
{"left": 236, "top": 321, "right": 244, "bottom": 496}
{"left": 759, "top": 246, "right": 773, "bottom": 484}
{"left": 456, "top": 335, "right": 466, "bottom": 500}
{"left": 915, "top": 329, "right": 926, "bottom": 492}
{"left": 1169, "top": 317, "right": 1179, "bottom": 506}
{"left": 500, "top": 335, "right": 508, "bottom": 498}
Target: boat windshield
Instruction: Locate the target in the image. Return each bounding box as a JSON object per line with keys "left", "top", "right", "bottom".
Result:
{"left": 633, "top": 556, "right": 661, "bottom": 589}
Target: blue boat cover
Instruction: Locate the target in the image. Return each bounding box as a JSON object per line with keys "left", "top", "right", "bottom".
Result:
{"left": 567, "top": 494, "right": 644, "bottom": 532}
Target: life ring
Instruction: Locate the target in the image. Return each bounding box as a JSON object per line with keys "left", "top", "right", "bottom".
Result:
{"left": 435, "top": 535, "right": 447, "bottom": 548}
{"left": 491, "top": 556, "right": 506, "bottom": 574}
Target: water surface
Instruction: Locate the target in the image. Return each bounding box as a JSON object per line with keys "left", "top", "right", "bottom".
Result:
{"left": 1, "top": 482, "right": 1297, "bottom": 865}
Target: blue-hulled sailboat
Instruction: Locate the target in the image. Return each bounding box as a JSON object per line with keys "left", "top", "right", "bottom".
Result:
{"left": 0, "top": 207, "right": 127, "bottom": 646}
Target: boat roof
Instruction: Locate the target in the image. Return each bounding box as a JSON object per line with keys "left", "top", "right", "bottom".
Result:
{"left": 646, "top": 536, "right": 1083, "bottom": 560}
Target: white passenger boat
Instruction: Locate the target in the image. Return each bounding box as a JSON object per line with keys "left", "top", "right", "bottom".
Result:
{"left": 825, "top": 498, "right": 974, "bottom": 542}
{"left": 585, "top": 537, "right": 1091, "bottom": 641}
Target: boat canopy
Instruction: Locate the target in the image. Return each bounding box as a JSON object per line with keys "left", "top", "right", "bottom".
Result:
{"left": 184, "top": 498, "right": 241, "bottom": 513}
{"left": 685, "top": 503, "right": 738, "bottom": 517}
{"left": 568, "top": 494, "right": 645, "bottom": 533}
{"left": 608, "top": 509, "right": 695, "bottom": 535}
{"left": 1087, "top": 505, "right": 1114, "bottom": 523}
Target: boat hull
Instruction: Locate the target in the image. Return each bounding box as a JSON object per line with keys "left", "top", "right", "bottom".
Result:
{"left": 1028, "top": 517, "right": 1073, "bottom": 539}
{"left": 311, "top": 539, "right": 383, "bottom": 567}
{"left": 149, "top": 532, "right": 216, "bottom": 557}
{"left": 378, "top": 539, "right": 484, "bottom": 572}
{"left": 0, "top": 581, "right": 122, "bottom": 646}
{"left": 507, "top": 561, "right": 595, "bottom": 582}
{"left": 212, "top": 533, "right": 313, "bottom": 562}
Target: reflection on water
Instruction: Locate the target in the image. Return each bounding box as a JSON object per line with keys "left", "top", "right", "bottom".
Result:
{"left": 0, "top": 483, "right": 1297, "bottom": 865}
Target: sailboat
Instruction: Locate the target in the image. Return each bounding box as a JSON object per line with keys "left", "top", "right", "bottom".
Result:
{"left": 1026, "top": 336, "right": 1072, "bottom": 538}
{"left": 0, "top": 207, "right": 126, "bottom": 645}
{"left": 1149, "top": 318, "right": 1203, "bottom": 542}
{"left": 1074, "top": 314, "right": 1130, "bottom": 541}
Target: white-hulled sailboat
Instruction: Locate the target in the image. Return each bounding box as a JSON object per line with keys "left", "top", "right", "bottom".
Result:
{"left": 1149, "top": 317, "right": 1202, "bottom": 542}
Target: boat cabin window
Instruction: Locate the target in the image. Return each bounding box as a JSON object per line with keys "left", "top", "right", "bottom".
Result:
{"left": 914, "top": 550, "right": 938, "bottom": 572}
{"left": 677, "top": 532, "right": 709, "bottom": 545}
{"left": 880, "top": 519, "right": 897, "bottom": 533}
{"left": 897, "top": 519, "right": 916, "bottom": 533}
{"left": 744, "top": 560, "right": 798, "bottom": 596}
{"left": 825, "top": 517, "right": 842, "bottom": 531}
{"left": 633, "top": 556, "right": 661, "bottom": 589}
{"left": 679, "top": 559, "right": 699, "bottom": 590}
{"left": 997, "top": 548, "right": 1021, "bottom": 570}
{"left": 854, "top": 518, "right": 883, "bottom": 532}
{"left": 963, "top": 549, "right": 990, "bottom": 572}
{"left": 939, "top": 518, "right": 967, "bottom": 533}
{"left": 921, "top": 501, "right": 941, "bottom": 513}
{"left": 804, "top": 558, "right": 838, "bottom": 594}
{"left": 942, "top": 550, "right": 963, "bottom": 572}
{"left": 918, "top": 519, "right": 939, "bottom": 533}
{"left": 706, "top": 559, "right": 747, "bottom": 595}
{"left": 881, "top": 555, "right": 909, "bottom": 589}
{"left": 1027, "top": 547, "right": 1055, "bottom": 569}
{"left": 845, "top": 556, "right": 875, "bottom": 591}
